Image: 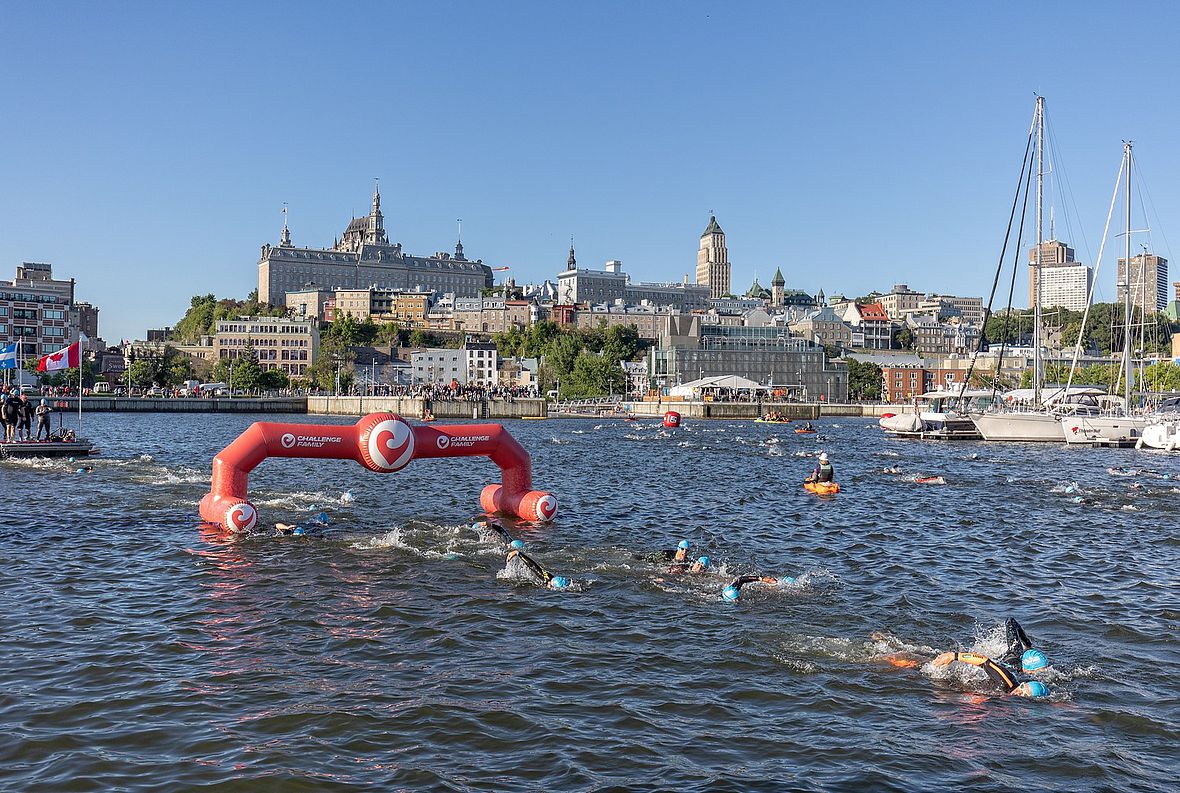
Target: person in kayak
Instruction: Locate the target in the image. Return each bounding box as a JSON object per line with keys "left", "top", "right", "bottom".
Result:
{"left": 505, "top": 548, "right": 570, "bottom": 590}
{"left": 806, "top": 452, "right": 834, "bottom": 484}
{"left": 721, "top": 574, "right": 794, "bottom": 601}
{"left": 930, "top": 618, "right": 1051, "bottom": 698}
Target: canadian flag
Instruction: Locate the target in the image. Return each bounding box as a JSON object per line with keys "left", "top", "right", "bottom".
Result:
{"left": 37, "top": 341, "right": 81, "bottom": 372}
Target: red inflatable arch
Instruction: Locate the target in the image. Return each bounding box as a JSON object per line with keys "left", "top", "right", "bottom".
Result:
{"left": 198, "top": 412, "right": 558, "bottom": 531}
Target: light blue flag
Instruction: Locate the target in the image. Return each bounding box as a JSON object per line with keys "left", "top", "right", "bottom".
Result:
{"left": 0, "top": 342, "right": 17, "bottom": 370}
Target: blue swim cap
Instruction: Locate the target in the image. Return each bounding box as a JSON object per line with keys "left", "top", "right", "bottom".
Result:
{"left": 678, "top": 540, "right": 691, "bottom": 550}
{"left": 549, "top": 576, "right": 570, "bottom": 590}
{"left": 697, "top": 556, "right": 710, "bottom": 567}
{"left": 315, "top": 511, "right": 329, "bottom": 525}
{"left": 1020, "top": 681, "right": 1050, "bottom": 698}
{"left": 509, "top": 539, "right": 526, "bottom": 550}
{"left": 292, "top": 527, "right": 306, "bottom": 536}
{"left": 778, "top": 576, "right": 796, "bottom": 586}
{"left": 1022, "top": 649, "right": 1049, "bottom": 672}
{"left": 722, "top": 585, "right": 740, "bottom": 601}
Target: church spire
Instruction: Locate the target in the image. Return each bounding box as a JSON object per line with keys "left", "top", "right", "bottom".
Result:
{"left": 455, "top": 218, "right": 465, "bottom": 259}
{"left": 567, "top": 236, "right": 577, "bottom": 271}
{"left": 366, "top": 178, "right": 385, "bottom": 244}
{"left": 280, "top": 203, "right": 292, "bottom": 247}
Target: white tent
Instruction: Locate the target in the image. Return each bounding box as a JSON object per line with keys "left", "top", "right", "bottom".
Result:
{"left": 669, "top": 375, "right": 766, "bottom": 398}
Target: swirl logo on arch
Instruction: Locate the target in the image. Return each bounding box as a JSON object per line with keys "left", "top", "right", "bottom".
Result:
{"left": 225, "top": 502, "right": 257, "bottom": 532}
{"left": 436, "top": 435, "right": 451, "bottom": 450}
{"left": 535, "top": 494, "right": 558, "bottom": 521}
{"left": 368, "top": 418, "right": 415, "bottom": 471}
{"left": 280, "top": 432, "right": 296, "bottom": 449}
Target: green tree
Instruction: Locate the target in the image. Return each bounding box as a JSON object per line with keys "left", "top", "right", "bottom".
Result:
{"left": 1144, "top": 362, "right": 1180, "bottom": 393}
{"left": 603, "top": 324, "right": 641, "bottom": 364}
{"left": 129, "top": 359, "right": 156, "bottom": 387}
{"left": 847, "top": 359, "right": 883, "bottom": 401}
{"left": 231, "top": 353, "right": 263, "bottom": 393}
{"left": 259, "top": 368, "right": 290, "bottom": 391}
{"left": 561, "top": 352, "right": 625, "bottom": 398}
{"left": 893, "top": 327, "right": 915, "bottom": 351}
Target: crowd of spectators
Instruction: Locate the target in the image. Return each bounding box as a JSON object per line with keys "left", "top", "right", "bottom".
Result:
{"left": 364, "top": 383, "right": 540, "bottom": 402}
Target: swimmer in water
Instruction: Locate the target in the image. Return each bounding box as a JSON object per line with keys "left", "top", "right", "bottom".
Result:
{"left": 505, "top": 548, "right": 570, "bottom": 590}
{"left": 637, "top": 539, "right": 693, "bottom": 565}
{"left": 721, "top": 574, "right": 793, "bottom": 601}
{"left": 930, "top": 618, "right": 1051, "bottom": 698}
{"left": 667, "top": 555, "right": 711, "bottom": 575}
{"left": 275, "top": 522, "right": 314, "bottom": 536}
{"left": 471, "top": 517, "right": 524, "bottom": 549}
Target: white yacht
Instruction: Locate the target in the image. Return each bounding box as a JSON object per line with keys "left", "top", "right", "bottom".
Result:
{"left": 971, "top": 387, "right": 1107, "bottom": 443}
{"left": 880, "top": 389, "right": 993, "bottom": 439}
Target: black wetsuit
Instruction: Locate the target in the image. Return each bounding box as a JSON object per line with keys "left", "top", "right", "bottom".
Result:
{"left": 480, "top": 522, "right": 515, "bottom": 546}
{"left": 727, "top": 575, "right": 774, "bottom": 593}
{"left": 999, "top": 617, "right": 1034, "bottom": 667}
{"left": 952, "top": 619, "right": 1036, "bottom": 694}
{"left": 1, "top": 395, "right": 17, "bottom": 435}
{"left": 508, "top": 549, "right": 552, "bottom": 585}
{"left": 17, "top": 400, "right": 33, "bottom": 435}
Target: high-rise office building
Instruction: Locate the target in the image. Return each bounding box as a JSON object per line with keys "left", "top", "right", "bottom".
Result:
{"left": 1117, "top": 253, "right": 1169, "bottom": 313}
{"left": 1028, "top": 240, "right": 1092, "bottom": 311}
{"left": 695, "top": 216, "right": 732, "bottom": 299}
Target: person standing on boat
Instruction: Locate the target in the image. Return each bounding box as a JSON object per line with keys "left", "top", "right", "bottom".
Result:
{"left": 806, "top": 452, "right": 834, "bottom": 484}
{"left": 1, "top": 387, "right": 18, "bottom": 442}
{"left": 34, "top": 399, "right": 52, "bottom": 441}
{"left": 17, "top": 394, "right": 34, "bottom": 441}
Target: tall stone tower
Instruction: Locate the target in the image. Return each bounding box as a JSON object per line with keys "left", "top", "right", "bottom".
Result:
{"left": 771, "top": 267, "right": 785, "bottom": 307}
{"left": 365, "top": 180, "right": 386, "bottom": 245}
{"left": 696, "top": 215, "right": 731, "bottom": 298}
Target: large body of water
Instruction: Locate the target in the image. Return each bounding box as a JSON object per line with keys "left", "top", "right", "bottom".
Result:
{"left": 1, "top": 412, "right": 1176, "bottom": 791}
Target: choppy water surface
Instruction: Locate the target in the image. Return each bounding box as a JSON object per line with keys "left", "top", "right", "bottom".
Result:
{"left": 1, "top": 412, "right": 1177, "bottom": 791}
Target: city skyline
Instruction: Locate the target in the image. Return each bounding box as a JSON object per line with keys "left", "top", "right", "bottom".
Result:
{"left": 3, "top": 2, "right": 1180, "bottom": 344}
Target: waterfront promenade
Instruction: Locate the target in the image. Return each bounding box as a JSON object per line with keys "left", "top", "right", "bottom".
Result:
{"left": 50, "top": 395, "right": 892, "bottom": 419}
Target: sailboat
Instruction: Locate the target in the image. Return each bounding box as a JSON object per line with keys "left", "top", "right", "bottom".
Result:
{"left": 1139, "top": 395, "right": 1180, "bottom": 450}
{"left": 971, "top": 96, "right": 1087, "bottom": 442}
{"left": 1061, "top": 142, "right": 1149, "bottom": 445}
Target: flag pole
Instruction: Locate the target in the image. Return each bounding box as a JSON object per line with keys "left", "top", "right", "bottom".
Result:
{"left": 77, "top": 340, "right": 83, "bottom": 433}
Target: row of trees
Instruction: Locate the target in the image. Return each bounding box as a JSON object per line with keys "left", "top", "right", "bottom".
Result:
{"left": 983, "top": 303, "right": 1177, "bottom": 356}
{"left": 173, "top": 291, "right": 286, "bottom": 343}
{"left": 1019, "top": 361, "right": 1180, "bottom": 394}
{"left": 493, "top": 321, "right": 643, "bottom": 399}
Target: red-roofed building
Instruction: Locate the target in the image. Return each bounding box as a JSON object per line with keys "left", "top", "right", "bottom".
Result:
{"left": 843, "top": 302, "right": 894, "bottom": 350}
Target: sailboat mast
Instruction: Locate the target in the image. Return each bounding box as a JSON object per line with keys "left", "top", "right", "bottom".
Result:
{"left": 1033, "top": 95, "right": 1045, "bottom": 405}
{"left": 1123, "top": 142, "right": 1133, "bottom": 410}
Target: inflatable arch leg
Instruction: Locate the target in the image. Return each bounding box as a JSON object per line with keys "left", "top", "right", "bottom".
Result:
{"left": 198, "top": 412, "right": 557, "bottom": 530}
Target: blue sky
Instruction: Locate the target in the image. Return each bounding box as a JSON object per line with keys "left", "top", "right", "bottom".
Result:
{"left": 2, "top": 1, "right": 1178, "bottom": 343}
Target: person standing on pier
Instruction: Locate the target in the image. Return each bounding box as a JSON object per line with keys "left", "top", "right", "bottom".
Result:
{"left": 17, "top": 394, "right": 34, "bottom": 441}
{"left": 34, "top": 399, "right": 52, "bottom": 441}
{"left": 1, "top": 387, "right": 18, "bottom": 442}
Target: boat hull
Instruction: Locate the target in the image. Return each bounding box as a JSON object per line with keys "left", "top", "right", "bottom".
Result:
{"left": 1061, "top": 415, "right": 1147, "bottom": 445}
{"left": 970, "top": 412, "right": 1062, "bottom": 442}
{"left": 1140, "top": 421, "right": 1180, "bottom": 451}
{"left": 0, "top": 440, "right": 98, "bottom": 459}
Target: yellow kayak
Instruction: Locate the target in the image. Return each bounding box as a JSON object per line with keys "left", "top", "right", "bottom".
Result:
{"left": 803, "top": 481, "right": 840, "bottom": 495}
{"left": 754, "top": 418, "right": 792, "bottom": 424}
